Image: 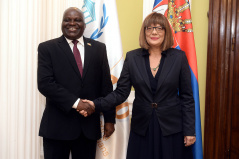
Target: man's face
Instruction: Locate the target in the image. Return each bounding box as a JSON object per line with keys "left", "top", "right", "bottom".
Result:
{"left": 61, "top": 8, "right": 85, "bottom": 40}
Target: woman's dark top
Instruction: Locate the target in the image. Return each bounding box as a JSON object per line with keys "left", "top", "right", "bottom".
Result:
{"left": 143, "top": 49, "right": 166, "bottom": 96}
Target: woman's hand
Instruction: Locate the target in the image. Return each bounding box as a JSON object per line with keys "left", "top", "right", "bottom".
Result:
{"left": 184, "top": 136, "right": 196, "bottom": 147}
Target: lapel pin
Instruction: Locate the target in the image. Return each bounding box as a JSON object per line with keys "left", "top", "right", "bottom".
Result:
{"left": 87, "top": 43, "right": 92, "bottom": 46}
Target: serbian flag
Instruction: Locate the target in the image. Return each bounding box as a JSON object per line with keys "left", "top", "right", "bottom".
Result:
{"left": 83, "top": 0, "right": 130, "bottom": 159}
{"left": 143, "top": 0, "right": 203, "bottom": 159}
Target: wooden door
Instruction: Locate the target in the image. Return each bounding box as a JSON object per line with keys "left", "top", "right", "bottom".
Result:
{"left": 204, "top": 0, "right": 239, "bottom": 158}
{"left": 229, "top": 0, "right": 239, "bottom": 157}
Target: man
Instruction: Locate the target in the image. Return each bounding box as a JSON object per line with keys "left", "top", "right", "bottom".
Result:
{"left": 37, "top": 7, "right": 115, "bottom": 159}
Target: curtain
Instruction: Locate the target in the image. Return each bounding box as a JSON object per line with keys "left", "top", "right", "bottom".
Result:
{"left": 0, "top": 0, "right": 84, "bottom": 158}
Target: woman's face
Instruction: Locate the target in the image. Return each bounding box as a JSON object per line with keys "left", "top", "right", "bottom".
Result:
{"left": 145, "top": 24, "right": 165, "bottom": 48}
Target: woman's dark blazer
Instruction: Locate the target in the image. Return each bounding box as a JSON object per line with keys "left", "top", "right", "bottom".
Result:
{"left": 94, "top": 48, "right": 195, "bottom": 137}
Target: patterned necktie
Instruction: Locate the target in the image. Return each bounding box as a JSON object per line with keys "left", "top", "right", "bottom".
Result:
{"left": 72, "top": 40, "right": 83, "bottom": 76}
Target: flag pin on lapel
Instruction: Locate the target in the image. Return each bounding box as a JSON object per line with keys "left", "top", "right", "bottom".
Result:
{"left": 87, "top": 43, "right": 91, "bottom": 46}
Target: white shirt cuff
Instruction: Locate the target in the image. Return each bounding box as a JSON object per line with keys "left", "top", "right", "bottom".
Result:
{"left": 73, "top": 98, "right": 80, "bottom": 109}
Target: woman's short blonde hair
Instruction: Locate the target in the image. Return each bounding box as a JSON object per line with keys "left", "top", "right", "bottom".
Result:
{"left": 139, "top": 12, "right": 174, "bottom": 51}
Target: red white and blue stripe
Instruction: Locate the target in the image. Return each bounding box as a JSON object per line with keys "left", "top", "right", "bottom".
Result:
{"left": 152, "top": 1, "right": 203, "bottom": 159}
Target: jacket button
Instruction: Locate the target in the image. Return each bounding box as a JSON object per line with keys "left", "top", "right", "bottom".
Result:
{"left": 151, "top": 103, "right": 158, "bottom": 108}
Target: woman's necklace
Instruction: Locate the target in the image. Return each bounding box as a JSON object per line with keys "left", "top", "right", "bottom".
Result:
{"left": 149, "top": 49, "right": 161, "bottom": 71}
{"left": 151, "top": 60, "right": 160, "bottom": 71}
{"left": 151, "top": 65, "right": 159, "bottom": 71}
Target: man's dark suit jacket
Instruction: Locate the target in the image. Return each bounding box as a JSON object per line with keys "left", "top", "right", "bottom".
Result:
{"left": 37, "top": 35, "right": 114, "bottom": 141}
{"left": 95, "top": 48, "right": 195, "bottom": 137}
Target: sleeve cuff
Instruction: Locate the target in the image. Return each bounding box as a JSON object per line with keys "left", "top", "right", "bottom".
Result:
{"left": 72, "top": 98, "right": 80, "bottom": 109}
{"left": 104, "top": 115, "right": 116, "bottom": 123}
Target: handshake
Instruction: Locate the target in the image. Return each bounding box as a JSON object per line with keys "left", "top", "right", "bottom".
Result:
{"left": 76, "top": 99, "right": 95, "bottom": 117}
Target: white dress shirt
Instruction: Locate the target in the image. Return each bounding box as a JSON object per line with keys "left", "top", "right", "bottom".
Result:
{"left": 65, "top": 36, "right": 85, "bottom": 67}
{"left": 64, "top": 36, "right": 85, "bottom": 109}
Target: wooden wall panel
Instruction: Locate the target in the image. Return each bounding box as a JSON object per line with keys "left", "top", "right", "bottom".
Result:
{"left": 205, "top": 0, "right": 239, "bottom": 158}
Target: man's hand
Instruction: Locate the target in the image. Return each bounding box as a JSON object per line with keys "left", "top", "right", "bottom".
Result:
{"left": 184, "top": 136, "right": 196, "bottom": 147}
{"left": 104, "top": 123, "right": 115, "bottom": 138}
{"left": 78, "top": 99, "right": 95, "bottom": 117}
{"left": 76, "top": 99, "right": 95, "bottom": 116}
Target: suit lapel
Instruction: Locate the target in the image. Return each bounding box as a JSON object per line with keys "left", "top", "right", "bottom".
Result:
{"left": 134, "top": 49, "right": 151, "bottom": 91}
{"left": 82, "top": 37, "right": 92, "bottom": 80}
{"left": 156, "top": 49, "right": 177, "bottom": 92}
{"left": 58, "top": 35, "right": 82, "bottom": 79}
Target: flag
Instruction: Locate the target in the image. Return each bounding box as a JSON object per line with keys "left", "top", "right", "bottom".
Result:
{"left": 83, "top": 0, "right": 130, "bottom": 159}
{"left": 143, "top": 0, "right": 203, "bottom": 159}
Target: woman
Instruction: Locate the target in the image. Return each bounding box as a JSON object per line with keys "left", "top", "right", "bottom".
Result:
{"left": 83, "top": 12, "right": 196, "bottom": 159}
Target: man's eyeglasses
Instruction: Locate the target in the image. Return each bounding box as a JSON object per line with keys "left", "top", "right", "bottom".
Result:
{"left": 145, "top": 26, "right": 165, "bottom": 33}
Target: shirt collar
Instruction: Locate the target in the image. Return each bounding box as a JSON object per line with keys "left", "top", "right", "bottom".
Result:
{"left": 142, "top": 49, "right": 167, "bottom": 56}
{"left": 142, "top": 49, "right": 150, "bottom": 56}
{"left": 64, "top": 36, "right": 84, "bottom": 46}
